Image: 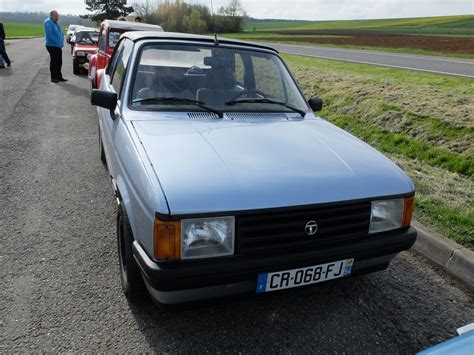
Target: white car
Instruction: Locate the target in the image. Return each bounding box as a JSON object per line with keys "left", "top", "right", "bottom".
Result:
{"left": 66, "top": 24, "right": 81, "bottom": 44}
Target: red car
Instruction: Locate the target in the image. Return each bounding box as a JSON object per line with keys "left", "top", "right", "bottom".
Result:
{"left": 88, "top": 20, "right": 163, "bottom": 89}
{"left": 72, "top": 27, "right": 99, "bottom": 75}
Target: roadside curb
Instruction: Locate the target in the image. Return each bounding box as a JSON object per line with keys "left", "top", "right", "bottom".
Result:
{"left": 411, "top": 221, "right": 473, "bottom": 291}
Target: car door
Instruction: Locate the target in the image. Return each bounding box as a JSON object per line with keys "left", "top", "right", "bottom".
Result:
{"left": 100, "top": 38, "right": 134, "bottom": 178}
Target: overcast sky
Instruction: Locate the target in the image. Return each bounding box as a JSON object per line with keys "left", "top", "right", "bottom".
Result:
{"left": 0, "top": 0, "right": 472, "bottom": 20}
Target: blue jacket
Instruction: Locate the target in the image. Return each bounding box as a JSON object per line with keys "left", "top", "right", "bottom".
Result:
{"left": 44, "top": 17, "right": 64, "bottom": 48}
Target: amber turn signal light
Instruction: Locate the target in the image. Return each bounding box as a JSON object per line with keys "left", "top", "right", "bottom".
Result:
{"left": 153, "top": 220, "right": 180, "bottom": 261}
{"left": 402, "top": 196, "right": 415, "bottom": 227}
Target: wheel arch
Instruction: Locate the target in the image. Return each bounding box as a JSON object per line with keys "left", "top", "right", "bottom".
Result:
{"left": 114, "top": 175, "right": 132, "bottom": 226}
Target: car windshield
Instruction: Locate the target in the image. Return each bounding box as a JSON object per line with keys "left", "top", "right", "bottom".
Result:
{"left": 109, "top": 31, "right": 124, "bottom": 48}
{"left": 76, "top": 31, "right": 99, "bottom": 44}
{"left": 130, "top": 44, "right": 308, "bottom": 114}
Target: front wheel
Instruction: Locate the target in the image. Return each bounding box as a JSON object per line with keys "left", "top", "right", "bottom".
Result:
{"left": 117, "top": 206, "right": 146, "bottom": 302}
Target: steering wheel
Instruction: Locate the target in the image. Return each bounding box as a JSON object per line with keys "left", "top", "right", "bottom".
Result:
{"left": 229, "top": 89, "right": 267, "bottom": 102}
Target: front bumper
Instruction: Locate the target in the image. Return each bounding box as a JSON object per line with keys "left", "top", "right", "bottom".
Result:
{"left": 133, "top": 227, "right": 417, "bottom": 304}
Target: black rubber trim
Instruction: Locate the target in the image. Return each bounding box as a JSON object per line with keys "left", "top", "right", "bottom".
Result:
{"left": 133, "top": 227, "right": 417, "bottom": 291}
{"left": 129, "top": 36, "right": 279, "bottom": 54}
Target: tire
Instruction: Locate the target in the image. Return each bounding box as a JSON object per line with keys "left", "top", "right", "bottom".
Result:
{"left": 98, "top": 126, "right": 107, "bottom": 165}
{"left": 73, "top": 59, "right": 80, "bottom": 75}
{"left": 117, "top": 205, "right": 146, "bottom": 302}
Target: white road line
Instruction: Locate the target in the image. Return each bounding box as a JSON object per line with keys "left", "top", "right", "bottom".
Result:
{"left": 282, "top": 52, "right": 474, "bottom": 78}
{"left": 272, "top": 43, "right": 474, "bottom": 64}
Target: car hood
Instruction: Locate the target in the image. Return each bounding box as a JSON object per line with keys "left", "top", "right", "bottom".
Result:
{"left": 75, "top": 44, "right": 98, "bottom": 52}
{"left": 131, "top": 116, "right": 414, "bottom": 215}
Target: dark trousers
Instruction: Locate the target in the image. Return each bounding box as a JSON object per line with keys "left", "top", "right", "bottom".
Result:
{"left": 0, "top": 42, "right": 10, "bottom": 66}
{"left": 46, "top": 46, "right": 63, "bottom": 80}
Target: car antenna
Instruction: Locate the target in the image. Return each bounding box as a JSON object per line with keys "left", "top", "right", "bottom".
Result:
{"left": 210, "top": 0, "right": 219, "bottom": 45}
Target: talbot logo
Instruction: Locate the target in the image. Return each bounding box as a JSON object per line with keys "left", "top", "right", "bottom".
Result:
{"left": 305, "top": 220, "right": 318, "bottom": 236}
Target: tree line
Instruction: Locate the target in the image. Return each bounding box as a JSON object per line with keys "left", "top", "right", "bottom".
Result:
{"left": 84, "top": 0, "right": 248, "bottom": 33}
{"left": 142, "top": 0, "right": 248, "bottom": 33}
{"left": 0, "top": 11, "right": 92, "bottom": 26}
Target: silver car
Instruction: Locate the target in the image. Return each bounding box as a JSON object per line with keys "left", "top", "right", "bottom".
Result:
{"left": 91, "top": 31, "right": 417, "bottom": 305}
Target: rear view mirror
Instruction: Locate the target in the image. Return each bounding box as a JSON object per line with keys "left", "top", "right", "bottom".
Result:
{"left": 91, "top": 89, "right": 118, "bottom": 118}
{"left": 308, "top": 98, "right": 323, "bottom": 112}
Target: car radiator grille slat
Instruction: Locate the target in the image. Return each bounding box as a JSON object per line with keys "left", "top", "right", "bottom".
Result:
{"left": 236, "top": 201, "right": 371, "bottom": 254}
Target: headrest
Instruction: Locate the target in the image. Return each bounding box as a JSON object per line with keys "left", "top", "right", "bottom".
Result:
{"left": 204, "top": 56, "right": 222, "bottom": 67}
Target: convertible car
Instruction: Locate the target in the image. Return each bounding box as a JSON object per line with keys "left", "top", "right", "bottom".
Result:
{"left": 91, "top": 31, "right": 417, "bottom": 305}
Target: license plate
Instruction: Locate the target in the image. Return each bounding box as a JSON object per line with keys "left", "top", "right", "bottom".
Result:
{"left": 256, "top": 258, "right": 354, "bottom": 293}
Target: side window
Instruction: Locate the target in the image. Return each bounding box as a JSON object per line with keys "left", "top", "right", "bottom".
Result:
{"left": 110, "top": 39, "right": 134, "bottom": 96}
{"left": 282, "top": 72, "right": 302, "bottom": 106}
{"left": 107, "top": 40, "right": 124, "bottom": 78}
{"left": 252, "top": 56, "right": 285, "bottom": 100}
{"left": 99, "top": 27, "right": 106, "bottom": 52}
{"left": 108, "top": 32, "right": 122, "bottom": 49}
{"left": 233, "top": 54, "right": 245, "bottom": 86}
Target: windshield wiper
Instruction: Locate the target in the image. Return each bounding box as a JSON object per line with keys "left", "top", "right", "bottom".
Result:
{"left": 225, "top": 98, "right": 306, "bottom": 117}
{"left": 132, "top": 97, "right": 223, "bottom": 118}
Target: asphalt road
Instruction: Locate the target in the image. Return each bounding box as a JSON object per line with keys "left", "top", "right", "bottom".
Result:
{"left": 266, "top": 42, "right": 474, "bottom": 78}
{"left": 1, "top": 38, "right": 473, "bottom": 352}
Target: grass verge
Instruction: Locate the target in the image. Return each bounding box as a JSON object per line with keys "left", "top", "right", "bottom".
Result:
{"left": 282, "top": 54, "right": 474, "bottom": 249}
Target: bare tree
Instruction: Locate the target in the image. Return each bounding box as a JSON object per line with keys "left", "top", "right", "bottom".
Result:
{"left": 133, "top": 0, "right": 161, "bottom": 21}
{"left": 220, "top": 0, "right": 246, "bottom": 18}
{"left": 217, "top": 0, "right": 247, "bottom": 32}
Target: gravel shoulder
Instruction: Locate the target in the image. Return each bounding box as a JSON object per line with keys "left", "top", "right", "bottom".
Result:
{"left": 0, "top": 38, "right": 472, "bottom": 353}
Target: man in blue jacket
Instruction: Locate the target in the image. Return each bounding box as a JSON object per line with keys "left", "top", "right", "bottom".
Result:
{"left": 44, "top": 10, "right": 67, "bottom": 82}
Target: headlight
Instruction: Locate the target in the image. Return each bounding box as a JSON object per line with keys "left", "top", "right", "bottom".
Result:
{"left": 181, "top": 217, "right": 234, "bottom": 259}
{"left": 76, "top": 51, "right": 86, "bottom": 57}
{"left": 369, "top": 197, "right": 414, "bottom": 234}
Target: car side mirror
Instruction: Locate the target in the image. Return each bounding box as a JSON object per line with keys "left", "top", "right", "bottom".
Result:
{"left": 308, "top": 98, "right": 323, "bottom": 112}
{"left": 91, "top": 89, "right": 118, "bottom": 118}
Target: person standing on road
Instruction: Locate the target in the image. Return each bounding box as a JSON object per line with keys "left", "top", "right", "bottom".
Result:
{"left": 44, "top": 11, "right": 67, "bottom": 83}
{"left": 0, "top": 22, "right": 12, "bottom": 68}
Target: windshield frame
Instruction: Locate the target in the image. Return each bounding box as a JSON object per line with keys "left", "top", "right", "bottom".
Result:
{"left": 126, "top": 39, "right": 310, "bottom": 115}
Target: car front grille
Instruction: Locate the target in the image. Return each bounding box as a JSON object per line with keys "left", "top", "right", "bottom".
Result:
{"left": 236, "top": 201, "right": 371, "bottom": 255}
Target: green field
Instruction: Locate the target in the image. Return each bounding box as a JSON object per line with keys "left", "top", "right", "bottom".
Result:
{"left": 2, "top": 21, "right": 45, "bottom": 38}
{"left": 224, "top": 32, "right": 351, "bottom": 39}
{"left": 2, "top": 21, "right": 71, "bottom": 39}
{"left": 283, "top": 54, "right": 474, "bottom": 249}
{"left": 228, "top": 15, "right": 474, "bottom": 59}
{"left": 244, "top": 15, "right": 474, "bottom": 35}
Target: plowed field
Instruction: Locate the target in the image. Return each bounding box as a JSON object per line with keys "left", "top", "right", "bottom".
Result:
{"left": 253, "top": 30, "right": 474, "bottom": 54}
